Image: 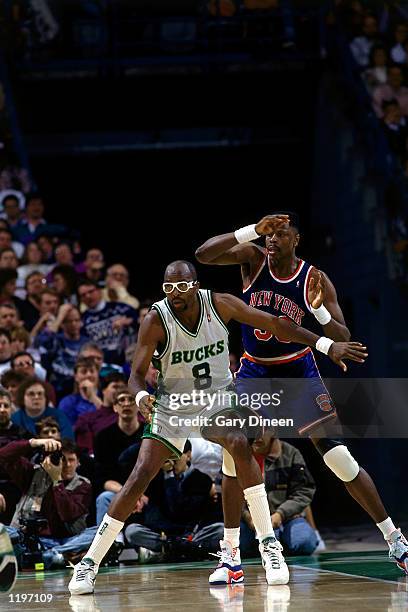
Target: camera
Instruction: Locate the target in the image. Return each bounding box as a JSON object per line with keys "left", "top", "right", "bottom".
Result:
{"left": 19, "top": 515, "right": 48, "bottom": 571}
{"left": 34, "top": 448, "right": 63, "bottom": 466}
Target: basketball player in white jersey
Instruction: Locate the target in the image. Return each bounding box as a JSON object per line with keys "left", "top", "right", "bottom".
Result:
{"left": 69, "top": 259, "right": 367, "bottom": 595}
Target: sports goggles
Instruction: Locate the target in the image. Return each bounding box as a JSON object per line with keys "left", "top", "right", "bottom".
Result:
{"left": 162, "top": 281, "right": 197, "bottom": 294}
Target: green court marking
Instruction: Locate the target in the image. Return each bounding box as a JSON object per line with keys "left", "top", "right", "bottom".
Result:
{"left": 11, "top": 550, "right": 404, "bottom": 585}
{"left": 287, "top": 550, "right": 403, "bottom": 583}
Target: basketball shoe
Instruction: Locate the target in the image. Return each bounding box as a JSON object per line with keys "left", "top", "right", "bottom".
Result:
{"left": 259, "top": 537, "right": 289, "bottom": 585}
{"left": 209, "top": 540, "right": 244, "bottom": 585}
{"left": 388, "top": 529, "right": 408, "bottom": 575}
{"left": 69, "top": 558, "right": 98, "bottom": 595}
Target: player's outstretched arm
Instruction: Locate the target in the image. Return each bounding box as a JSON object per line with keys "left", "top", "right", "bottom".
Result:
{"left": 213, "top": 293, "right": 368, "bottom": 372}
{"left": 128, "top": 310, "right": 164, "bottom": 421}
{"left": 195, "top": 214, "right": 289, "bottom": 265}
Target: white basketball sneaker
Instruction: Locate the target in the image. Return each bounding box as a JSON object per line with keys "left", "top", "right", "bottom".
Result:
{"left": 387, "top": 529, "right": 408, "bottom": 575}
{"left": 259, "top": 537, "right": 289, "bottom": 585}
{"left": 209, "top": 540, "right": 244, "bottom": 585}
{"left": 69, "top": 558, "right": 98, "bottom": 595}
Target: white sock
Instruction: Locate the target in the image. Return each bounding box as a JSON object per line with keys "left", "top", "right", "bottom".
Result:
{"left": 243, "top": 483, "right": 275, "bottom": 542}
{"left": 85, "top": 514, "right": 124, "bottom": 565}
{"left": 224, "top": 527, "right": 240, "bottom": 548}
{"left": 376, "top": 517, "right": 397, "bottom": 540}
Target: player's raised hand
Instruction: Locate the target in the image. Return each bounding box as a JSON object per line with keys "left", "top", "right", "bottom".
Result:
{"left": 328, "top": 342, "right": 368, "bottom": 372}
{"left": 308, "top": 270, "right": 325, "bottom": 309}
{"left": 139, "top": 394, "right": 156, "bottom": 423}
{"left": 255, "top": 214, "right": 290, "bottom": 236}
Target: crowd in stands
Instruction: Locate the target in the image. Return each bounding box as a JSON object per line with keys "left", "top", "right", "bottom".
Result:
{"left": 327, "top": 1, "right": 408, "bottom": 285}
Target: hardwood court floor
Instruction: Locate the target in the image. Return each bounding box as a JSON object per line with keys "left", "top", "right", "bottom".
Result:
{"left": 1, "top": 551, "right": 407, "bottom": 612}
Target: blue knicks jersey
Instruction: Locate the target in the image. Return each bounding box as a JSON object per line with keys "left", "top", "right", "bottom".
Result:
{"left": 241, "top": 256, "right": 314, "bottom": 362}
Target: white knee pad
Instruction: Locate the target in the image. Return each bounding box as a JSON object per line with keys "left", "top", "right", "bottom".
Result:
{"left": 323, "top": 445, "right": 360, "bottom": 482}
{"left": 222, "top": 449, "right": 237, "bottom": 478}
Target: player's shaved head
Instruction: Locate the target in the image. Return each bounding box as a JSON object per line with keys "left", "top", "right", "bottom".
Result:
{"left": 165, "top": 260, "right": 197, "bottom": 280}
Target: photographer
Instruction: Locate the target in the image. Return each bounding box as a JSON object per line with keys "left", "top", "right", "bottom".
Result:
{"left": 0, "top": 437, "right": 94, "bottom": 568}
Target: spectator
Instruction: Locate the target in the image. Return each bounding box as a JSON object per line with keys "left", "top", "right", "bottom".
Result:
{"left": 390, "top": 22, "right": 408, "bottom": 64}
{"left": 0, "top": 328, "right": 13, "bottom": 376}
{"left": 240, "top": 434, "right": 317, "bottom": 557}
{"left": 13, "top": 193, "right": 48, "bottom": 245}
{"left": 74, "top": 372, "right": 126, "bottom": 455}
{"left": 29, "top": 288, "right": 61, "bottom": 340}
{"left": 1, "top": 370, "right": 26, "bottom": 408}
{"left": 34, "top": 304, "right": 88, "bottom": 399}
{"left": 53, "top": 242, "right": 74, "bottom": 268}
{"left": 363, "top": 45, "right": 389, "bottom": 94}
{"left": 381, "top": 99, "right": 408, "bottom": 158}
{"left": 10, "top": 327, "right": 32, "bottom": 356}
{"left": 78, "top": 280, "right": 138, "bottom": 365}
{"left": 58, "top": 356, "right": 102, "bottom": 426}
{"left": 11, "top": 351, "right": 55, "bottom": 404}
{"left": 0, "top": 389, "right": 30, "bottom": 523}
{"left": 189, "top": 438, "right": 222, "bottom": 482}
{"left": 0, "top": 192, "right": 24, "bottom": 233}
{"left": 35, "top": 416, "right": 61, "bottom": 439}
{"left": 0, "top": 437, "right": 95, "bottom": 569}
{"left": 0, "top": 248, "right": 18, "bottom": 270}
{"left": 102, "top": 264, "right": 139, "bottom": 310}
{"left": 37, "top": 235, "right": 54, "bottom": 264}
{"left": 350, "top": 14, "right": 380, "bottom": 68}
{"left": 80, "top": 248, "right": 105, "bottom": 286}
{"left": 0, "top": 228, "right": 23, "bottom": 260}
{"left": 373, "top": 65, "right": 408, "bottom": 117}
{"left": 18, "top": 242, "right": 51, "bottom": 286}
{"left": 93, "top": 387, "right": 143, "bottom": 524}
{"left": 0, "top": 268, "right": 31, "bottom": 323}
{"left": 0, "top": 302, "right": 22, "bottom": 332}
{"left": 78, "top": 340, "right": 123, "bottom": 377}
{"left": 11, "top": 377, "right": 74, "bottom": 439}
{"left": 51, "top": 264, "right": 78, "bottom": 305}
{"left": 20, "top": 271, "right": 46, "bottom": 330}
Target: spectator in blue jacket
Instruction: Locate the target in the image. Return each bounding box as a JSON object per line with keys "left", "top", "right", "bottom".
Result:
{"left": 58, "top": 356, "right": 101, "bottom": 426}
{"left": 78, "top": 280, "right": 138, "bottom": 365}
{"left": 34, "top": 304, "right": 89, "bottom": 399}
{"left": 11, "top": 377, "right": 74, "bottom": 439}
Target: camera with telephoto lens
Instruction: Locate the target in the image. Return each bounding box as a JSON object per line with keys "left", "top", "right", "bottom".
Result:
{"left": 36, "top": 447, "right": 63, "bottom": 466}
{"left": 19, "top": 514, "right": 48, "bottom": 570}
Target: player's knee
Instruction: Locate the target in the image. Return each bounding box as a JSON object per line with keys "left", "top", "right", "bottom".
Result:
{"left": 223, "top": 432, "right": 251, "bottom": 460}
{"left": 323, "top": 444, "right": 360, "bottom": 482}
{"left": 222, "top": 449, "right": 237, "bottom": 477}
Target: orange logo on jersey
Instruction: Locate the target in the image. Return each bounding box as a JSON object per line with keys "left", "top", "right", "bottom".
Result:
{"left": 316, "top": 393, "right": 332, "bottom": 412}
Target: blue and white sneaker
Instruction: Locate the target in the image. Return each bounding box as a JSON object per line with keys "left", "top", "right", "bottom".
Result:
{"left": 209, "top": 540, "right": 244, "bottom": 585}
{"left": 388, "top": 529, "right": 408, "bottom": 575}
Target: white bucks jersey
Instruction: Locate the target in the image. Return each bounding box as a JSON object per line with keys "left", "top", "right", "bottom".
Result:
{"left": 152, "top": 289, "right": 232, "bottom": 400}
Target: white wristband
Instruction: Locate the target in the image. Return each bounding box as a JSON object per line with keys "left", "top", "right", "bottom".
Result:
{"left": 234, "top": 224, "right": 259, "bottom": 244}
{"left": 135, "top": 390, "right": 149, "bottom": 407}
{"left": 316, "top": 337, "right": 334, "bottom": 355}
{"left": 311, "top": 304, "right": 332, "bottom": 326}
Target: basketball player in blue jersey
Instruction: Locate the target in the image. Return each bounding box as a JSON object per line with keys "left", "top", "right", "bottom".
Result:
{"left": 196, "top": 214, "right": 408, "bottom": 584}
{"left": 69, "top": 260, "right": 367, "bottom": 595}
